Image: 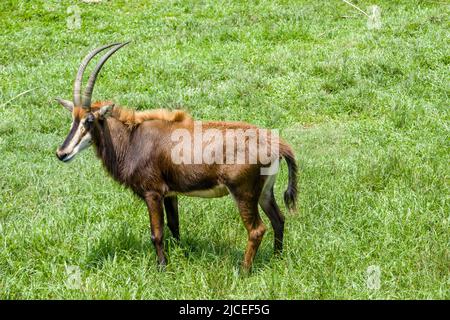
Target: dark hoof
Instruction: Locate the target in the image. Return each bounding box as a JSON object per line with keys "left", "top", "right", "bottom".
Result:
{"left": 157, "top": 258, "right": 167, "bottom": 272}
{"left": 239, "top": 263, "right": 252, "bottom": 276}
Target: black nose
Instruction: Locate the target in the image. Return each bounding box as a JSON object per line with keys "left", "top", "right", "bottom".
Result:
{"left": 56, "top": 150, "right": 68, "bottom": 161}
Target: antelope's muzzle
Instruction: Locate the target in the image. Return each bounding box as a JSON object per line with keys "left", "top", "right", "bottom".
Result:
{"left": 56, "top": 150, "right": 70, "bottom": 162}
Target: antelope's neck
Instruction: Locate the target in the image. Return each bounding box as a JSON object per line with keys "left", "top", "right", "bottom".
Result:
{"left": 91, "top": 117, "right": 129, "bottom": 181}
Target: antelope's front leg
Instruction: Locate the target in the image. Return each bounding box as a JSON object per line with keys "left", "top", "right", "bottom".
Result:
{"left": 144, "top": 191, "right": 167, "bottom": 268}
{"left": 164, "top": 196, "right": 180, "bottom": 240}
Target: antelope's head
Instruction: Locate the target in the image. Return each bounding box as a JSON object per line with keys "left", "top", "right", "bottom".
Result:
{"left": 56, "top": 42, "right": 129, "bottom": 162}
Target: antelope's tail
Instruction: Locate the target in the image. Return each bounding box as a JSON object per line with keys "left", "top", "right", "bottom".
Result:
{"left": 280, "top": 143, "right": 298, "bottom": 212}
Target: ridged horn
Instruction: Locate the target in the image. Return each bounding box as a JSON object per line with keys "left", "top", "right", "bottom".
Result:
{"left": 73, "top": 43, "right": 121, "bottom": 107}
{"left": 82, "top": 41, "right": 130, "bottom": 110}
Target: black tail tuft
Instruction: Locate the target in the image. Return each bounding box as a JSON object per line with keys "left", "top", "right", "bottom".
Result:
{"left": 282, "top": 150, "right": 298, "bottom": 213}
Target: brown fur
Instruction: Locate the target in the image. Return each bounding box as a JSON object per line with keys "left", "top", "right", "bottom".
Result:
{"left": 56, "top": 45, "right": 297, "bottom": 271}
{"left": 62, "top": 102, "right": 297, "bottom": 271}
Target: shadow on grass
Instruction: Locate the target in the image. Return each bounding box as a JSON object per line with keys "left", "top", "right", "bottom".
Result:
{"left": 84, "top": 226, "right": 152, "bottom": 269}
{"left": 179, "top": 235, "right": 275, "bottom": 273}
{"left": 84, "top": 225, "right": 275, "bottom": 271}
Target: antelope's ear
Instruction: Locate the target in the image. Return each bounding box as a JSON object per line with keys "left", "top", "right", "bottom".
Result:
{"left": 97, "top": 104, "right": 115, "bottom": 119}
{"left": 55, "top": 98, "right": 74, "bottom": 112}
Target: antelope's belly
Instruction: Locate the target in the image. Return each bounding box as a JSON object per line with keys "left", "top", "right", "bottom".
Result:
{"left": 167, "top": 184, "right": 229, "bottom": 198}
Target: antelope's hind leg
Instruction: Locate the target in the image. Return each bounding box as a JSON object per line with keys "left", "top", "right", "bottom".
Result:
{"left": 231, "top": 187, "right": 267, "bottom": 272}
{"left": 164, "top": 196, "right": 180, "bottom": 240}
{"left": 259, "top": 188, "right": 285, "bottom": 255}
{"left": 258, "top": 174, "right": 285, "bottom": 254}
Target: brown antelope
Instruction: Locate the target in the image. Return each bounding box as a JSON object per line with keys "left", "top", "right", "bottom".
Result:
{"left": 55, "top": 42, "right": 298, "bottom": 271}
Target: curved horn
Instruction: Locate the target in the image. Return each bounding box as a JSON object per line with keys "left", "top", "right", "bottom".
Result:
{"left": 82, "top": 41, "right": 130, "bottom": 109}
{"left": 73, "top": 43, "right": 121, "bottom": 106}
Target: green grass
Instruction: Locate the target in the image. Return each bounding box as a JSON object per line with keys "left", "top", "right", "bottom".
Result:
{"left": 0, "top": 0, "right": 449, "bottom": 299}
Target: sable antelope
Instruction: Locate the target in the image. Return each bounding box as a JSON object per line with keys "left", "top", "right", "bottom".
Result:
{"left": 55, "top": 42, "right": 298, "bottom": 271}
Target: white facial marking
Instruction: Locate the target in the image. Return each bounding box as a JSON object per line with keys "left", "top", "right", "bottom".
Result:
{"left": 60, "top": 118, "right": 93, "bottom": 162}
{"left": 63, "top": 132, "right": 92, "bottom": 162}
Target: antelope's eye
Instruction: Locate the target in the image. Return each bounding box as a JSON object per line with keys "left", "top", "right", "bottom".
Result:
{"left": 86, "top": 113, "right": 95, "bottom": 124}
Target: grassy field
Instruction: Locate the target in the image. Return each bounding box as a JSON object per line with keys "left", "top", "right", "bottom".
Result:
{"left": 0, "top": 0, "right": 448, "bottom": 299}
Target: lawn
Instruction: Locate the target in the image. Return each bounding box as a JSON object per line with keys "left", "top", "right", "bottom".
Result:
{"left": 0, "top": 0, "right": 448, "bottom": 299}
